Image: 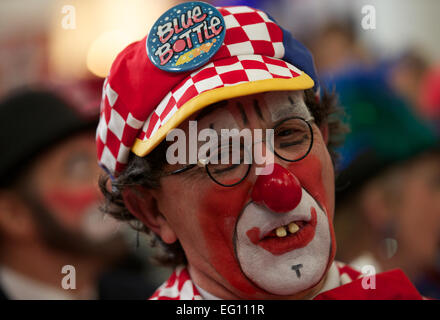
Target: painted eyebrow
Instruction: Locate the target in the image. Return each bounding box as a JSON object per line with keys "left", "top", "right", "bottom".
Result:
{"left": 253, "top": 99, "right": 264, "bottom": 120}
{"left": 237, "top": 101, "right": 248, "bottom": 125}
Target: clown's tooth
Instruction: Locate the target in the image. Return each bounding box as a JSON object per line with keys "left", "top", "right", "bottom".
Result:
{"left": 288, "top": 222, "right": 300, "bottom": 234}
{"left": 275, "top": 226, "right": 287, "bottom": 237}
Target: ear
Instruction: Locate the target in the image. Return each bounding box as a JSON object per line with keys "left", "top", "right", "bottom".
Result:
{"left": 319, "top": 122, "right": 329, "bottom": 145}
{"left": 122, "top": 186, "right": 177, "bottom": 244}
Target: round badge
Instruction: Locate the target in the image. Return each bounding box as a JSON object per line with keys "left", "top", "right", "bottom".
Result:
{"left": 146, "top": 1, "right": 226, "bottom": 73}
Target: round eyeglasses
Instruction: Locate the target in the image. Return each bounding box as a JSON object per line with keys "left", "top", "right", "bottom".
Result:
{"left": 165, "top": 116, "right": 314, "bottom": 187}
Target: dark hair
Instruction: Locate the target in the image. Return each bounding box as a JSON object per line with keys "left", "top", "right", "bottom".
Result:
{"left": 99, "top": 89, "right": 347, "bottom": 267}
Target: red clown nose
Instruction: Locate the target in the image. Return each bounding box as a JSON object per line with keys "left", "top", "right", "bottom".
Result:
{"left": 251, "top": 163, "right": 302, "bottom": 213}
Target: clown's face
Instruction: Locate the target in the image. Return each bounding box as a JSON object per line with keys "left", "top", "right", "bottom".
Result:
{"left": 29, "top": 132, "right": 122, "bottom": 250}
{"left": 155, "top": 91, "right": 336, "bottom": 299}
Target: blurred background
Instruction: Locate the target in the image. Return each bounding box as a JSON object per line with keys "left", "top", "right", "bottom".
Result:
{"left": 0, "top": 0, "right": 439, "bottom": 299}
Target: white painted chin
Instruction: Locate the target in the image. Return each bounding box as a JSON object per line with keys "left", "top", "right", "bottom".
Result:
{"left": 235, "top": 189, "right": 331, "bottom": 296}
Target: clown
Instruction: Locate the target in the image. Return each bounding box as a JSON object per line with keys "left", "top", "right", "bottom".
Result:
{"left": 0, "top": 88, "right": 155, "bottom": 300}
{"left": 97, "top": 3, "right": 425, "bottom": 300}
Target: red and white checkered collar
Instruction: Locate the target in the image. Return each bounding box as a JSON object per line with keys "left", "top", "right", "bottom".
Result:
{"left": 149, "top": 265, "right": 203, "bottom": 300}
{"left": 149, "top": 262, "right": 362, "bottom": 300}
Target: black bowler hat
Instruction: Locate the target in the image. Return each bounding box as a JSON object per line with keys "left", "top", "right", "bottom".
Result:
{"left": 0, "top": 88, "right": 99, "bottom": 187}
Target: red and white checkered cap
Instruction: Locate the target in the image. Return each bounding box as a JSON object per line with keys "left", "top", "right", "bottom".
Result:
{"left": 96, "top": 5, "right": 317, "bottom": 176}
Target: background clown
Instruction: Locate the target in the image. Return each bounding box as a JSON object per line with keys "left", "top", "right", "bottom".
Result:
{"left": 97, "top": 2, "right": 425, "bottom": 299}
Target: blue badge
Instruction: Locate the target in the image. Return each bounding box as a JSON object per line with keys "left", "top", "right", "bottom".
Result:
{"left": 146, "top": 1, "right": 226, "bottom": 73}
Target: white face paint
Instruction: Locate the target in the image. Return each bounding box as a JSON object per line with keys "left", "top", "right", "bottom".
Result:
{"left": 264, "top": 91, "right": 312, "bottom": 122}
{"left": 235, "top": 189, "right": 331, "bottom": 295}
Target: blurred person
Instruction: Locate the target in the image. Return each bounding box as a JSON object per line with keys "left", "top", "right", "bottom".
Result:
{"left": 0, "top": 88, "right": 155, "bottom": 299}
{"left": 97, "top": 3, "right": 426, "bottom": 300}
{"left": 306, "top": 20, "right": 372, "bottom": 76}
{"left": 387, "top": 50, "right": 431, "bottom": 116}
{"left": 332, "top": 71, "right": 440, "bottom": 298}
{"left": 419, "top": 65, "right": 440, "bottom": 130}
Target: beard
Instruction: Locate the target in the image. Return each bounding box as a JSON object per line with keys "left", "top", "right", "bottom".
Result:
{"left": 20, "top": 187, "right": 127, "bottom": 259}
